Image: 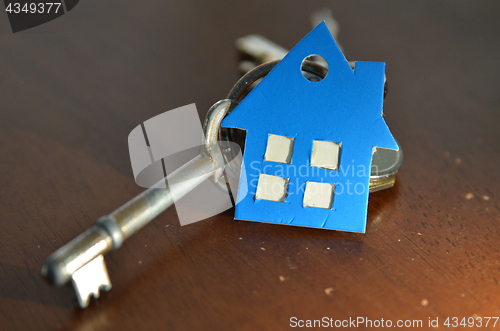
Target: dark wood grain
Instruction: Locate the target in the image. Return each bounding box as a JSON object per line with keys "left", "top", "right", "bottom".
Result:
{"left": 1, "top": 1, "right": 499, "bottom": 330}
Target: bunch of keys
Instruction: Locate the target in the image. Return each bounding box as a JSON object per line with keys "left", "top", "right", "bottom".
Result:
{"left": 42, "top": 15, "right": 403, "bottom": 308}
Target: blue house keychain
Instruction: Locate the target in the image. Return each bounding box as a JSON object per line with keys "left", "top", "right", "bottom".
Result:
{"left": 222, "top": 22, "right": 399, "bottom": 233}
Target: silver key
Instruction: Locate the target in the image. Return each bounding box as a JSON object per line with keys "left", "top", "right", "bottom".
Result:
{"left": 236, "top": 8, "right": 341, "bottom": 70}
{"left": 41, "top": 99, "right": 234, "bottom": 308}
{"left": 310, "top": 8, "right": 342, "bottom": 50}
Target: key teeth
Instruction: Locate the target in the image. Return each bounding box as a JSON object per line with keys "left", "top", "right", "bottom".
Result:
{"left": 76, "top": 283, "right": 113, "bottom": 308}
{"left": 70, "top": 255, "right": 112, "bottom": 308}
{"left": 75, "top": 284, "right": 112, "bottom": 308}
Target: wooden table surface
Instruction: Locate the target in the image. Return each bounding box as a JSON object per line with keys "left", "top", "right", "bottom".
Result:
{"left": 1, "top": 1, "right": 499, "bottom": 330}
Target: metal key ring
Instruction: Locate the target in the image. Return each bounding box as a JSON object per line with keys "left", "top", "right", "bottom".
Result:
{"left": 221, "top": 59, "right": 330, "bottom": 170}
{"left": 227, "top": 60, "right": 387, "bottom": 103}
{"left": 227, "top": 60, "right": 328, "bottom": 102}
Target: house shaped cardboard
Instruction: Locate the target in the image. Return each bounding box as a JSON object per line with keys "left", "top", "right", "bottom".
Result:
{"left": 222, "top": 22, "right": 398, "bottom": 233}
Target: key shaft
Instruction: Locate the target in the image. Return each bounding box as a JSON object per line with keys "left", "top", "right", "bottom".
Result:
{"left": 42, "top": 154, "right": 217, "bottom": 286}
{"left": 41, "top": 100, "right": 234, "bottom": 306}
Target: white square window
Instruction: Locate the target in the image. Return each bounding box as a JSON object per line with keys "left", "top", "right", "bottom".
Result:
{"left": 264, "top": 134, "right": 294, "bottom": 164}
{"left": 303, "top": 181, "right": 335, "bottom": 209}
{"left": 255, "top": 174, "right": 289, "bottom": 202}
{"left": 311, "top": 140, "right": 341, "bottom": 171}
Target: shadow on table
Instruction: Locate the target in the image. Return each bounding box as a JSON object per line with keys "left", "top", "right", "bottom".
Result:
{"left": 0, "top": 262, "right": 73, "bottom": 307}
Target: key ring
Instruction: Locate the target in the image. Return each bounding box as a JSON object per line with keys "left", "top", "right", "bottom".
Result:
{"left": 227, "top": 60, "right": 326, "bottom": 102}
